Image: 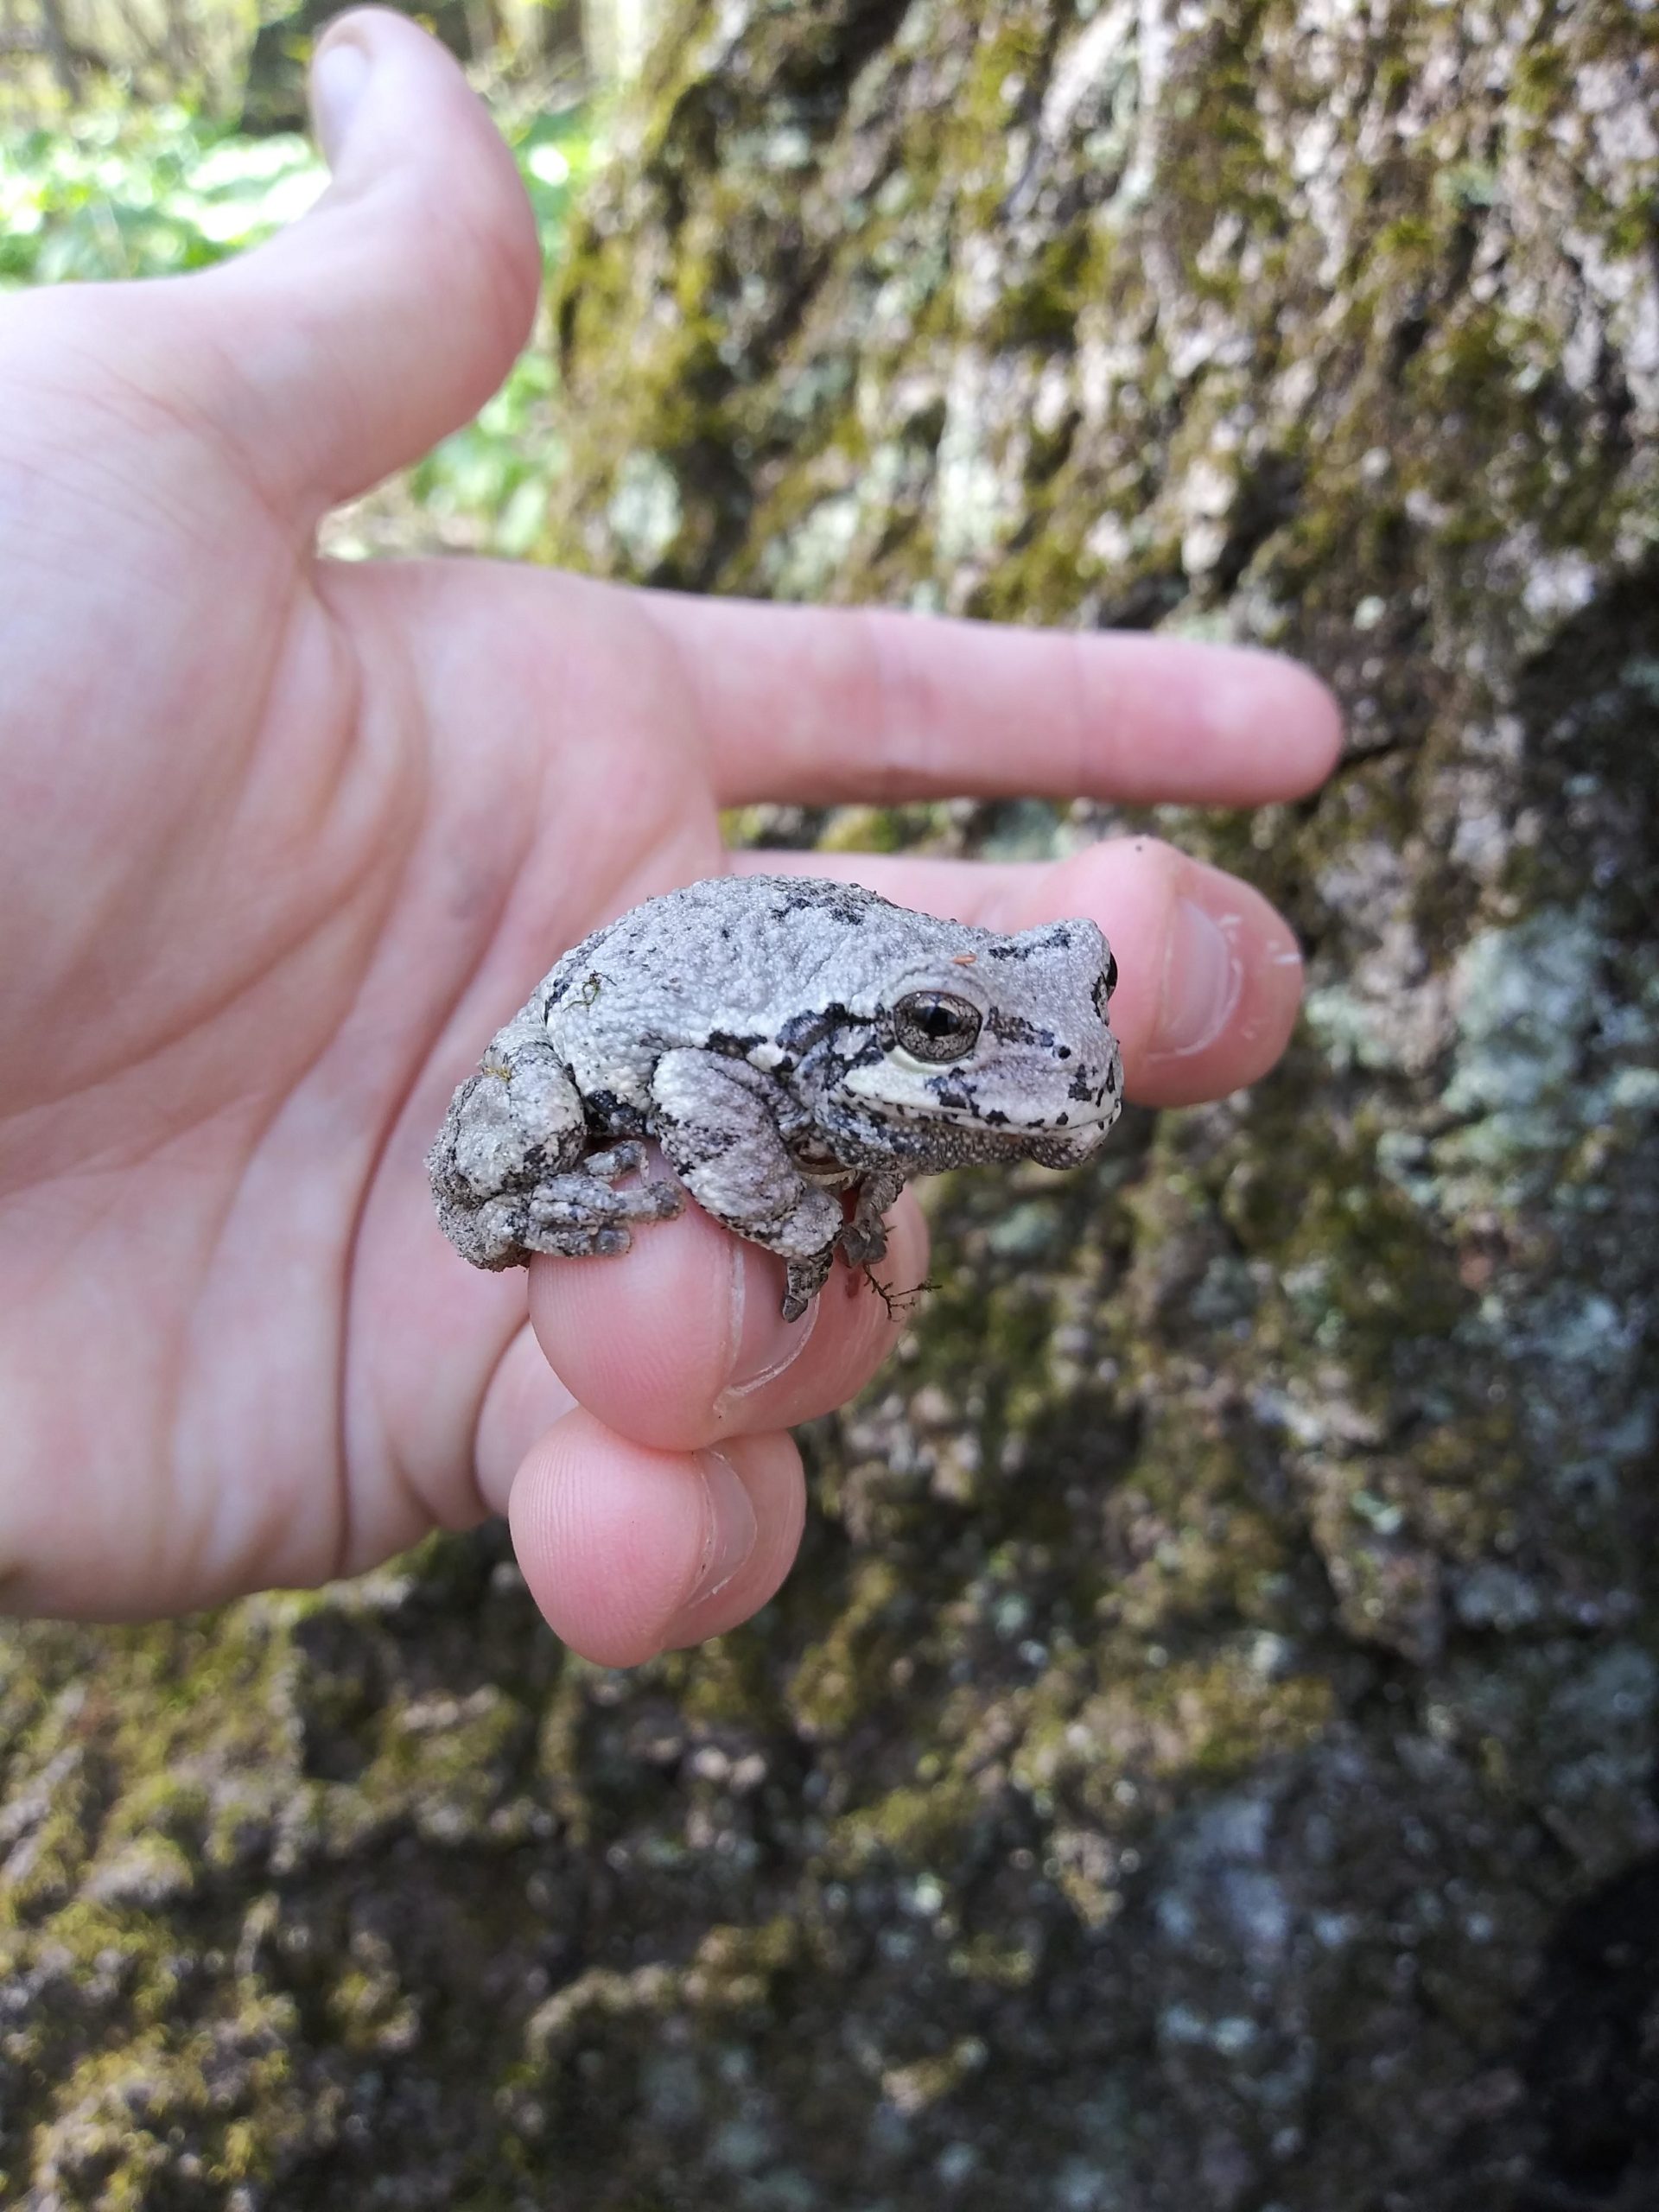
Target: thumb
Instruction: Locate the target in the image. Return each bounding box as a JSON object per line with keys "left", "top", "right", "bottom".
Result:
{"left": 199, "top": 8, "right": 541, "bottom": 516}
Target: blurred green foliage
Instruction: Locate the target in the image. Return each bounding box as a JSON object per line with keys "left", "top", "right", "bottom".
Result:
{"left": 0, "top": 106, "right": 321, "bottom": 282}
{"left": 0, "top": 93, "right": 598, "bottom": 552}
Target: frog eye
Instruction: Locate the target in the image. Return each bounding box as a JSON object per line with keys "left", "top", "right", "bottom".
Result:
{"left": 893, "top": 990, "right": 983, "bottom": 1062}
{"left": 1093, "top": 952, "right": 1118, "bottom": 1017}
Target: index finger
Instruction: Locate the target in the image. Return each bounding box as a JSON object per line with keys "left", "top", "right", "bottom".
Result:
{"left": 640, "top": 594, "right": 1342, "bottom": 809}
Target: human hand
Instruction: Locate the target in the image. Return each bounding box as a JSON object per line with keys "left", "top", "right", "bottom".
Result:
{"left": 0, "top": 10, "right": 1339, "bottom": 1660}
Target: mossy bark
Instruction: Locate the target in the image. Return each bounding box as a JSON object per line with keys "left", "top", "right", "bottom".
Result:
{"left": 5, "top": 3, "right": 1659, "bottom": 2207}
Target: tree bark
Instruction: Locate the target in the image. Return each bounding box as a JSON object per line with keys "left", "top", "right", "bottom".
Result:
{"left": 545, "top": 8, "right": 1659, "bottom": 2188}
{"left": 35, "top": 0, "right": 79, "bottom": 101}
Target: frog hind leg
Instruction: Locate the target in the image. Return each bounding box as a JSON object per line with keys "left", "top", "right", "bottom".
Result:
{"left": 429, "top": 1018, "right": 681, "bottom": 1269}
{"left": 474, "top": 1142, "right": 684, "bottom": 1265}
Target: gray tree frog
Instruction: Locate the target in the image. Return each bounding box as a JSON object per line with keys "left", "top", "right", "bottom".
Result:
{"left": 429, "top": 874, "right": 1122, "bottom": 1320}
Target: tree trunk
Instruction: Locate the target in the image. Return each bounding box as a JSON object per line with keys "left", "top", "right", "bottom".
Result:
{"left": 3, "top": 5, "right": 1656, "bottom": 2209}
{"left": 543, "top": 5, "right": 1659, "bottom": 2191}
{"left": 35, "top": 0, "right": 79, "bottom": 101}
{"left": 582, "top": 0, "right": 666, "bottom": 79}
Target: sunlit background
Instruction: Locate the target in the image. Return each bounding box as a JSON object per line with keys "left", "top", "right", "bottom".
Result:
{"left": 0, "top": 0, "right": 650, "bottom": 554}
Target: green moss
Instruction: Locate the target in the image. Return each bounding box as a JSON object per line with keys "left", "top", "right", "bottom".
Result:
{"left": 785, "top": 1556, "right": 910, "bottom": 1739}
{"left": 982, "top": 230, "right": 1098, "bottom": 349}
{"left": 810, "top": 803, "right": 929, "bottom": 852}
{"left": 829, "top": 1774, "right": 980, "bottom": 1867}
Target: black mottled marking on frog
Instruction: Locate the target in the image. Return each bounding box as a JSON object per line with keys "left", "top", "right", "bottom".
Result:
{"left": 584, "top": 1090, "right": 648, "bottom": 1138}
{"left": 666, "top": 1122, "right": 741, "bottom": 1171}
{"left": 701, "top": 1028, "right": 766, "bottom": 1060}
{"left": 514, "top": 1141, "right": 555, "bottom": 1185}
{"left": 808, "top": 1035, "right": 888, "bottom": 1113}
{"left": 767, "top": 880, "right": 874, "bottom": 931}
{"left": 781, "top": 1007, "right": 892, "bottom": 1109}
{"left": 925, "top": 1072, "right": 982, "bottom": 1116}
{"left": 984, "top": 1007, "right": 1058, "bottom": 1050}
{"left": 776, "top": 1001, "right": 859, "bottom": 1058}
{"left": 1068, "top": 1071, "right": 1099, "bottom": 1103}
{"left": 985, "top": 924, "right": 1074, "bottom": 962}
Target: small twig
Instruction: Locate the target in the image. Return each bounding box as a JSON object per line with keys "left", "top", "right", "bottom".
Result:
{"left": 861, "top": 1268, "right": 936, "bottom": 1320}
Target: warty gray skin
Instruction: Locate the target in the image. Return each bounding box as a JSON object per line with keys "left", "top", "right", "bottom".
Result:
{"left": 428, "top": 874, "right": 1123, "bottom": 1319}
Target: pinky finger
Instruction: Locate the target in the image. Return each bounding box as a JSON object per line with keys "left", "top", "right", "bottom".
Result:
{"left": 507, "top": 1410, "right": 805, "bottom": 1666}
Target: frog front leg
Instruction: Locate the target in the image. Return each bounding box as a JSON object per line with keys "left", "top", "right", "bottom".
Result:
{"left": 840, "top": 1166, "right": 906, "bottom": 1269}
{"left": 650, "top": 1049, "right": 846, "bottom": 1321}
{"left": 429, "top": 1011, "right": 683, "bottom": 1269}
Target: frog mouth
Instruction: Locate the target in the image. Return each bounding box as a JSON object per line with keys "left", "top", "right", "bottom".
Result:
{"left": 871, "top": 1096, "right": 1116, "bottom": 1134}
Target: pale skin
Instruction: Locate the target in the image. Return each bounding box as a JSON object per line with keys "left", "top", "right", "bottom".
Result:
{"left": 0, "top": 11, "right": 1341, "bottom": 1666}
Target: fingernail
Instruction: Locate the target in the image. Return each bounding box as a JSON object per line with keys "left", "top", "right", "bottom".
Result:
{"left": 721, "top": 1243, "right": 818, "bottom": 1400}
{"left": 1151, "top": 894, "right": 1243, "bottom": 1059}
{"left": 311, "top": 35, "right": 371, "bottom": 166}
{"left": 690, "top": 1450, "right": 758, "bottom": 1605}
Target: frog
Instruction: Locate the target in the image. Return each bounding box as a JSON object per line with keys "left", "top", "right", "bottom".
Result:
{"left": 428, "top": 874, "right": 1122, "bottom": 1320}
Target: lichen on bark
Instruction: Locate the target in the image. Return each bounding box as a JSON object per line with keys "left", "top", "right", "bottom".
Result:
{"left": 4, "top": 3, "right": 1658, "bottom": 2207}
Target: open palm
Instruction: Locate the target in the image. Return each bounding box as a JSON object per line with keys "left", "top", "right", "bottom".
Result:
{"left": 0, "top": 13, "right": 1338, "bottom": 1662}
